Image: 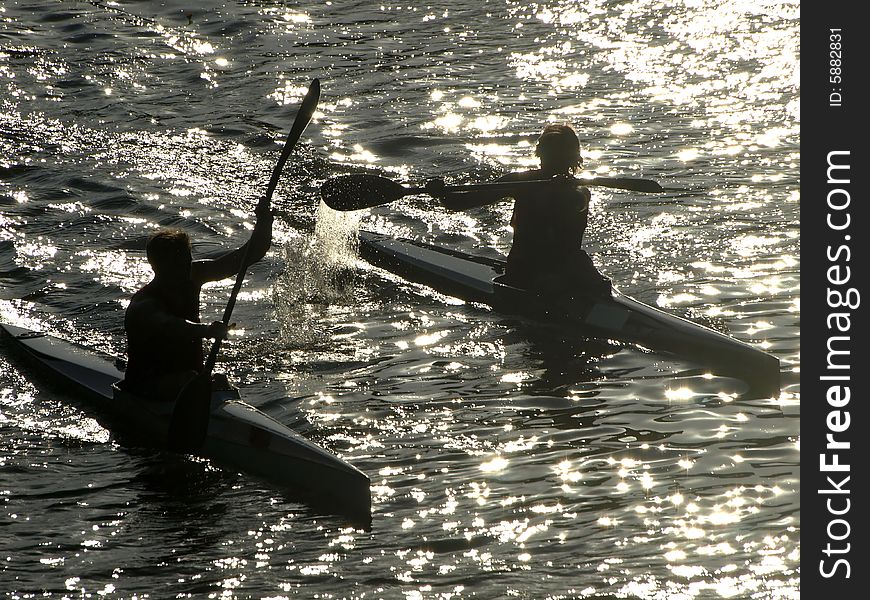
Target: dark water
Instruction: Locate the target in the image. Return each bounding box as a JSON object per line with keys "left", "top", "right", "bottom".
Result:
{"left": 1, "top": 1, "right": 799, "bottom": 598}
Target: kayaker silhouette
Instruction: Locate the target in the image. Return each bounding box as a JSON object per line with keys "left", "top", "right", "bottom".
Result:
{"left": 426, "top": 123, "right": 610, "bottom": 296}
{"left": 122, "top": 202, "right": 274, "bottom": 399}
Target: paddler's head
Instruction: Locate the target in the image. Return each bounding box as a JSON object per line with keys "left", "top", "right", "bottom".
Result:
{"left": 146, "top": 228, "right": 192, "bottom": 282}
{"left": 535, "top": 123, "right": 582, "bottom": 174}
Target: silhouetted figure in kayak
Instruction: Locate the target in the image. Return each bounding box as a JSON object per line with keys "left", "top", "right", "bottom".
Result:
{"left": 426, "top": 123, "right": 610, "bottom": 296}
{"left": 123, "top": 203, "right": 273, "bottom": 399}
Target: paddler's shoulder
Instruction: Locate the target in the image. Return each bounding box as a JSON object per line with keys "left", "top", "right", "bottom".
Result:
{"left": 126, "top": 279, "right": 179, "bottom": 311}
{"left": 128, "top": 280, "right": 155, "bottom": 302}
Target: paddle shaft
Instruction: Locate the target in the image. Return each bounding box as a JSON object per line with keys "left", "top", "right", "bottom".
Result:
{"left": 204, "top": 78, "right": 320, "bottom": 374}
{"left": 418, "top": 177, "right": 664, "bottom": 196}
{"left": 168, "top": 79, "right": 321, "bottom": 451}
{"left": 321, "top": 172, "right": 664, "bottom": 211}
{"left": 400, "top": 176, "right": 661, "bottom": 197}
{"left": 403, "top": 180, "right": 551, "bottom": 197}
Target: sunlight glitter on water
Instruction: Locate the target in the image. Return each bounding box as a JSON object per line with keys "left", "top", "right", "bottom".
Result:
{"left": 12, "top": 240, "right": 58, "bottom": 270}
{"left": 0, "top": 0, "right": 799, "bottom": 596}
{"left": 479, "top": 456, "right": 509, "bottom": 473}
{"left": 78, "top": 249, "right": 151, "bottom": 295}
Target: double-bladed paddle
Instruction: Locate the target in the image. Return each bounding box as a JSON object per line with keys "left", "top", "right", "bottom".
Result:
{"left": 167, "top": 78, "right": 321, "bottom": 453}
{"left": 320, "top": 173, "right": 664, "bottom": 211}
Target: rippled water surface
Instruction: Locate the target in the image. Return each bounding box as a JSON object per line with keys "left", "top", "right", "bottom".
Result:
{"left": 1, "top": 1, "right": 798, "bottom": 598}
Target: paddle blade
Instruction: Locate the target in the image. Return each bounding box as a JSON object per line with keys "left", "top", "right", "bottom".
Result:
{"left": 264, "top": 78, "right": 321, "bottom": 203}
{"left": 167, "top": 373, "right": 212, "bottom": 453}
{"left": 321, "top": 174, "right": 410, "bottom": 210}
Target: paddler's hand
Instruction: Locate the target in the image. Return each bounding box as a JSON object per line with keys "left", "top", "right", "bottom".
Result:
{"left": 254, "top": 197, "right": 275, "bottom": 230}
{"left": 251, "top": 197, "right": 274, "bottom": 257}
{"left": 424, "top": 178, "right": 447, "bottom": 198}
{"left": 204, "top": 321, "right": 231, "bottom": 341}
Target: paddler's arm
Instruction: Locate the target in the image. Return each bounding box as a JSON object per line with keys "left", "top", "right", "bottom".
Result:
{"left": 126, "top": 296, "right": 228, "bottom": 341}
{"left": 192, "top": 199, "right": 274, "bottom": 284}
{"left": 426, "top": 173, "right": 524, "bottom": 211}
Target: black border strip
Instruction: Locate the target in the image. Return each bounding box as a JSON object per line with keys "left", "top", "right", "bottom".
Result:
{"left": 802, "top": 5, "right": 866, "bottom": 594}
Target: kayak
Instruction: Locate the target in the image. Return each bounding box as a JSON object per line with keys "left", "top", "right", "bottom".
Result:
{"left": 0, "top": 322, "right": 372, "bottom": 525}
{"left": 357, "top": 230, "right": 781, "bottom": 396}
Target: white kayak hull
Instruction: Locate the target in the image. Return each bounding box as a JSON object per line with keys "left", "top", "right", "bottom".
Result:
{"left": 358, "top": 230, "right": 780, "bottom": 396}
{"left": 1, "top": 322, "right": 371, "bottom": 524}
